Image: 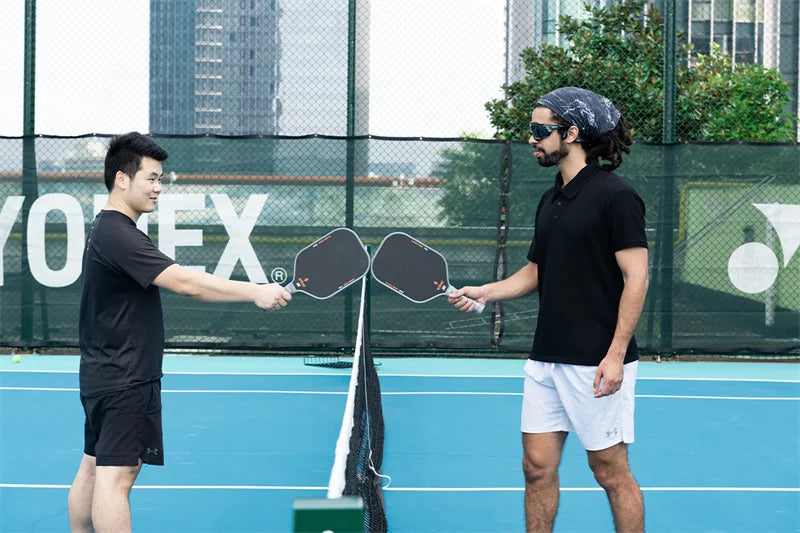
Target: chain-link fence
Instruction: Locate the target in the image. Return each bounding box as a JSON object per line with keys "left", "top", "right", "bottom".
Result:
{"left": 5, "top": 0, "right": 794, "bottom": 139}
{"left": 1, "top": 0, "right": 798, "bottom": 356}
{"left": 1, "top": 136, "right": 798, "bottom": 354}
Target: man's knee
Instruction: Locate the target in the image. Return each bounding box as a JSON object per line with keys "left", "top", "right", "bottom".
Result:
{"left": 522, "top": 432, "right": 566, "bottom": 485}
{"left": 590, "top": 463, "right": 623, "bottom": 489}
{"left": 588, "top": 447, "right": 632, "bottom": 490}
{"left": 522, "top": 451, "right": 560, "bottom": 485}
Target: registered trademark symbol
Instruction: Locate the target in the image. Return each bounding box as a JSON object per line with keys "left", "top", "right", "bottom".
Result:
{"left": 270, "top": 267, "right": 288, "bottom": 284}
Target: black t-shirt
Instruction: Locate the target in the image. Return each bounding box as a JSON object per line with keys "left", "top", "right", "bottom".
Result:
{"left": 79, "top": 210, "right": 176, "bottom": 397}
{"left": 527, "top": 164, "right": 647, "bottom": 366}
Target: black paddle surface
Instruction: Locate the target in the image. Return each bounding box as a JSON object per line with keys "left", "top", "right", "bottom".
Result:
{"left": 284, "top": 228, "right": 369, "bottom": 299}
{"left": 371, "top": 232, "right": 484, "bottom": 314}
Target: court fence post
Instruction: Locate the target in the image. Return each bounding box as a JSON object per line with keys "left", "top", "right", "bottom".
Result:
{"left": 343, "top": 0, "right": 357, "bottom": 345}
{"left": 659, "top": 0, "right": 677, "bottom": 356}
{"left": 491, "top": 141, "right": 512, "bottom": 349}
{"left": 20, "top": 0, "right": 39, "bottom": 346}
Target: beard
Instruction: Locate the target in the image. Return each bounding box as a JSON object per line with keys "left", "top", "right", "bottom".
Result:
{"left": 536, "top": 140, "right": 569, "bottom": 167}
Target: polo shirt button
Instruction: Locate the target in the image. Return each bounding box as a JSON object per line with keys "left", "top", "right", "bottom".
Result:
{"left": 557, "top": 201, "right": 562, "bottom": 205}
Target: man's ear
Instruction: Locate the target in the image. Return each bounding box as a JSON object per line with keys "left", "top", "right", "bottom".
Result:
{"left": 564, "top": 125, "right": 582, "bottom": 143}
{"left": 115, "top": 171, "right": 129, "bottom": 191}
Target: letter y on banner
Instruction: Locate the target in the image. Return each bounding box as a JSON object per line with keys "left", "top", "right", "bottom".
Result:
{"left": 0, "top": 196, "right": 25, "bottom": 286}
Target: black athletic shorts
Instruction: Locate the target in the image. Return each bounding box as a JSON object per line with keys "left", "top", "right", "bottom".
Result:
{"left": 81, "top": 380, "right": 164, "bottom": 466}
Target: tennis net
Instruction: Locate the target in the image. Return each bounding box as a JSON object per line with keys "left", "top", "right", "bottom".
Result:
{"left": 326, "top": 277, "right": 388, "bottom": 532}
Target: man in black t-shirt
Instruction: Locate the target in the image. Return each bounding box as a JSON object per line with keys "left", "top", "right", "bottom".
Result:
{"left": 449, "top": 88, "right": 648, "bottom": 533}
{"left": 68, "top": 132, "right": 292, "bottom": 533}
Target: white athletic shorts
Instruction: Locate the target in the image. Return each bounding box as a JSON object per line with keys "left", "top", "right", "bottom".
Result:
{"left": 521, "top": 359, "right": 638, "bottom": 451}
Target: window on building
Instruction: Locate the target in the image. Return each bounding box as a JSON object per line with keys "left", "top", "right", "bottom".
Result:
{"left": 713, "top": 21, "right": 733, "bottom": 54}
{"left": 714, "top": 0, "right": 733, "bottom": 20}
{"left": 734, "top": 22, "right": 756, "bottom": 63}
{"left": 692, "top": 0, "right": 712, "bottom": 20}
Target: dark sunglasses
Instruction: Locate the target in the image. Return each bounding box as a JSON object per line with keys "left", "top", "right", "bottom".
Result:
{"left": 528, "top": 122, "right": 561, "bottom": 140}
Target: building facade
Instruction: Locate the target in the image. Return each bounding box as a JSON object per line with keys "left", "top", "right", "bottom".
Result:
{"left": 275, "top": 0, "right": 370, "bottom": 136}
{"left": 150, "top": 0, "right": 369, "bottom": 136}
{"left": 150, "top": 0, "right": 280, "bottom": 135}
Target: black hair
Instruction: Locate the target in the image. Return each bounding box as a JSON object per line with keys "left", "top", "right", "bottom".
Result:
{"left": 582, "top": 115, "right": 633, "bottom": 171}
{"left": 546, "top": 110, "right": 633, "bottom": 171}
{"left": 103, "top": 132, "right": 168, "bottom": 191}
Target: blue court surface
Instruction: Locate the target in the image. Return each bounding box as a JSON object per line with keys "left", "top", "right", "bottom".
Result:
{"left": 1, "top": 354, "right": 798, "bottom": 533}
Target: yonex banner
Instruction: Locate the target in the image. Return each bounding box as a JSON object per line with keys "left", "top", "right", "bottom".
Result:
{"left": 0, "top": 137, "right": 797, "bottom": 355}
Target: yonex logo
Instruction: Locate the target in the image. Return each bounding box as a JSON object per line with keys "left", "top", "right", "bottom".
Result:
{"left": 728, "top": 203, "right": 799, "bottom": 294}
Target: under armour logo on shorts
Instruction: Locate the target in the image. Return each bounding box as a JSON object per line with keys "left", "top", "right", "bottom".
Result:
{"left": 146, "top": 448, "right": 159, "bottom": 455}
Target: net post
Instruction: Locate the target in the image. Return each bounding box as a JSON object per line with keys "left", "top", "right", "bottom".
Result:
{"left": 293, "top": 496, "right": 363, "bottom": 533}
{"left": 365, "top": 244, "right": 372, "bottom": 342}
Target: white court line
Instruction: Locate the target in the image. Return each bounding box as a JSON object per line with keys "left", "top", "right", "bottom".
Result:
{"left": 387, "top": 487, "right": 800, "bottom": 493}
{"left": 1, "top": 387, "right": 78, "bottom": 392}
{"left": 1, "top": 387, "right": 797, "bottom": 400}
{"left": 637, "top": 394, "right": 800, "bottom": 401}
{"left": 0, "top": 484, "right": 325, "bottom": 490}
{"left": 1, "top": 483, "right": 797, "bottom": 493}
{"left": 385, "top": 392, "right": 800, "bottom": 400}
{"left": 1, "top": 369, "right": 798, "bottom": 383}
{"left": 375, "top": 375, "right": 800, "bottom": 384}
{"left": 0, "top": 387, "right": 345, "bottom": 395}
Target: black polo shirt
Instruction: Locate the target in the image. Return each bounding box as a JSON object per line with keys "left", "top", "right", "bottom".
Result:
{"left": 527, "top": 163, "right": 647, "bottom": 366}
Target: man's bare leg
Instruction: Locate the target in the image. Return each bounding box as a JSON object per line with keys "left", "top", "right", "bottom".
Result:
{"left": 522, "top": 431, "right": 567, "bottom": 533}
{"left": 587, "top": 443, "right": 644, "bottom": 533}
{"left": 68, "top": 454, "right": 97, "bottom": 533}
{"left": 90, "top": 460, "right": 143, "bottom": 533}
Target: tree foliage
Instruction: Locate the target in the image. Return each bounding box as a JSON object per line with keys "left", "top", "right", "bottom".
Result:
{"left": 433, "top": 141, "right": 498, "bottom": 227}
{"left": 485, "top": 0, "right": 794, "bottom": 143}
{"left": 433, "top": 139, "right": 543, "bottom": 227}
{"left": 435, "top": 0, "right": 794, "bottom": 226}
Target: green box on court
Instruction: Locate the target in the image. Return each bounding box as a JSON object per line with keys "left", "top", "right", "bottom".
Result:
{"left": 293, "top": 496, "right": 363, "bottom": 533}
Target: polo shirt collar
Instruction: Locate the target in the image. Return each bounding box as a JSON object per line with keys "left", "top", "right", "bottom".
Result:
{"left": 554, "top": 163, "right": 600, "bottom": 199}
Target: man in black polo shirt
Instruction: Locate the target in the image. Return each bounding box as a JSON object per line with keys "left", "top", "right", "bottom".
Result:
{"left": 67, "top": 132, "right": 292, "bottom": 533}
{"left": 449, "top": 88, "right": 648, "bottom": 532}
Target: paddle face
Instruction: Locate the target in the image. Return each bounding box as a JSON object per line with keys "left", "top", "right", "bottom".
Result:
{"left": 371, "top": 232, "right": 451, "bottom": 303}
{"left": 288, "top": 228, "right": 369, "bottom": 299}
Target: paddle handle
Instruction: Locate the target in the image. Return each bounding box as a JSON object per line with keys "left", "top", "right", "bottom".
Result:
{"left": 446, "top": 286, "right": 484, "bottom": 314}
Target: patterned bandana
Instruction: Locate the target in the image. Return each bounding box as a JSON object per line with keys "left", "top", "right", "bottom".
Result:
{"left": 536, "top": 87, "right": 620, "bottom": 140}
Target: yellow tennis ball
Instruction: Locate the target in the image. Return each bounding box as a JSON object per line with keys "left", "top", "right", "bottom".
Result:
{"left": 12, "top": 355, "right": 21, "bottom": 363}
